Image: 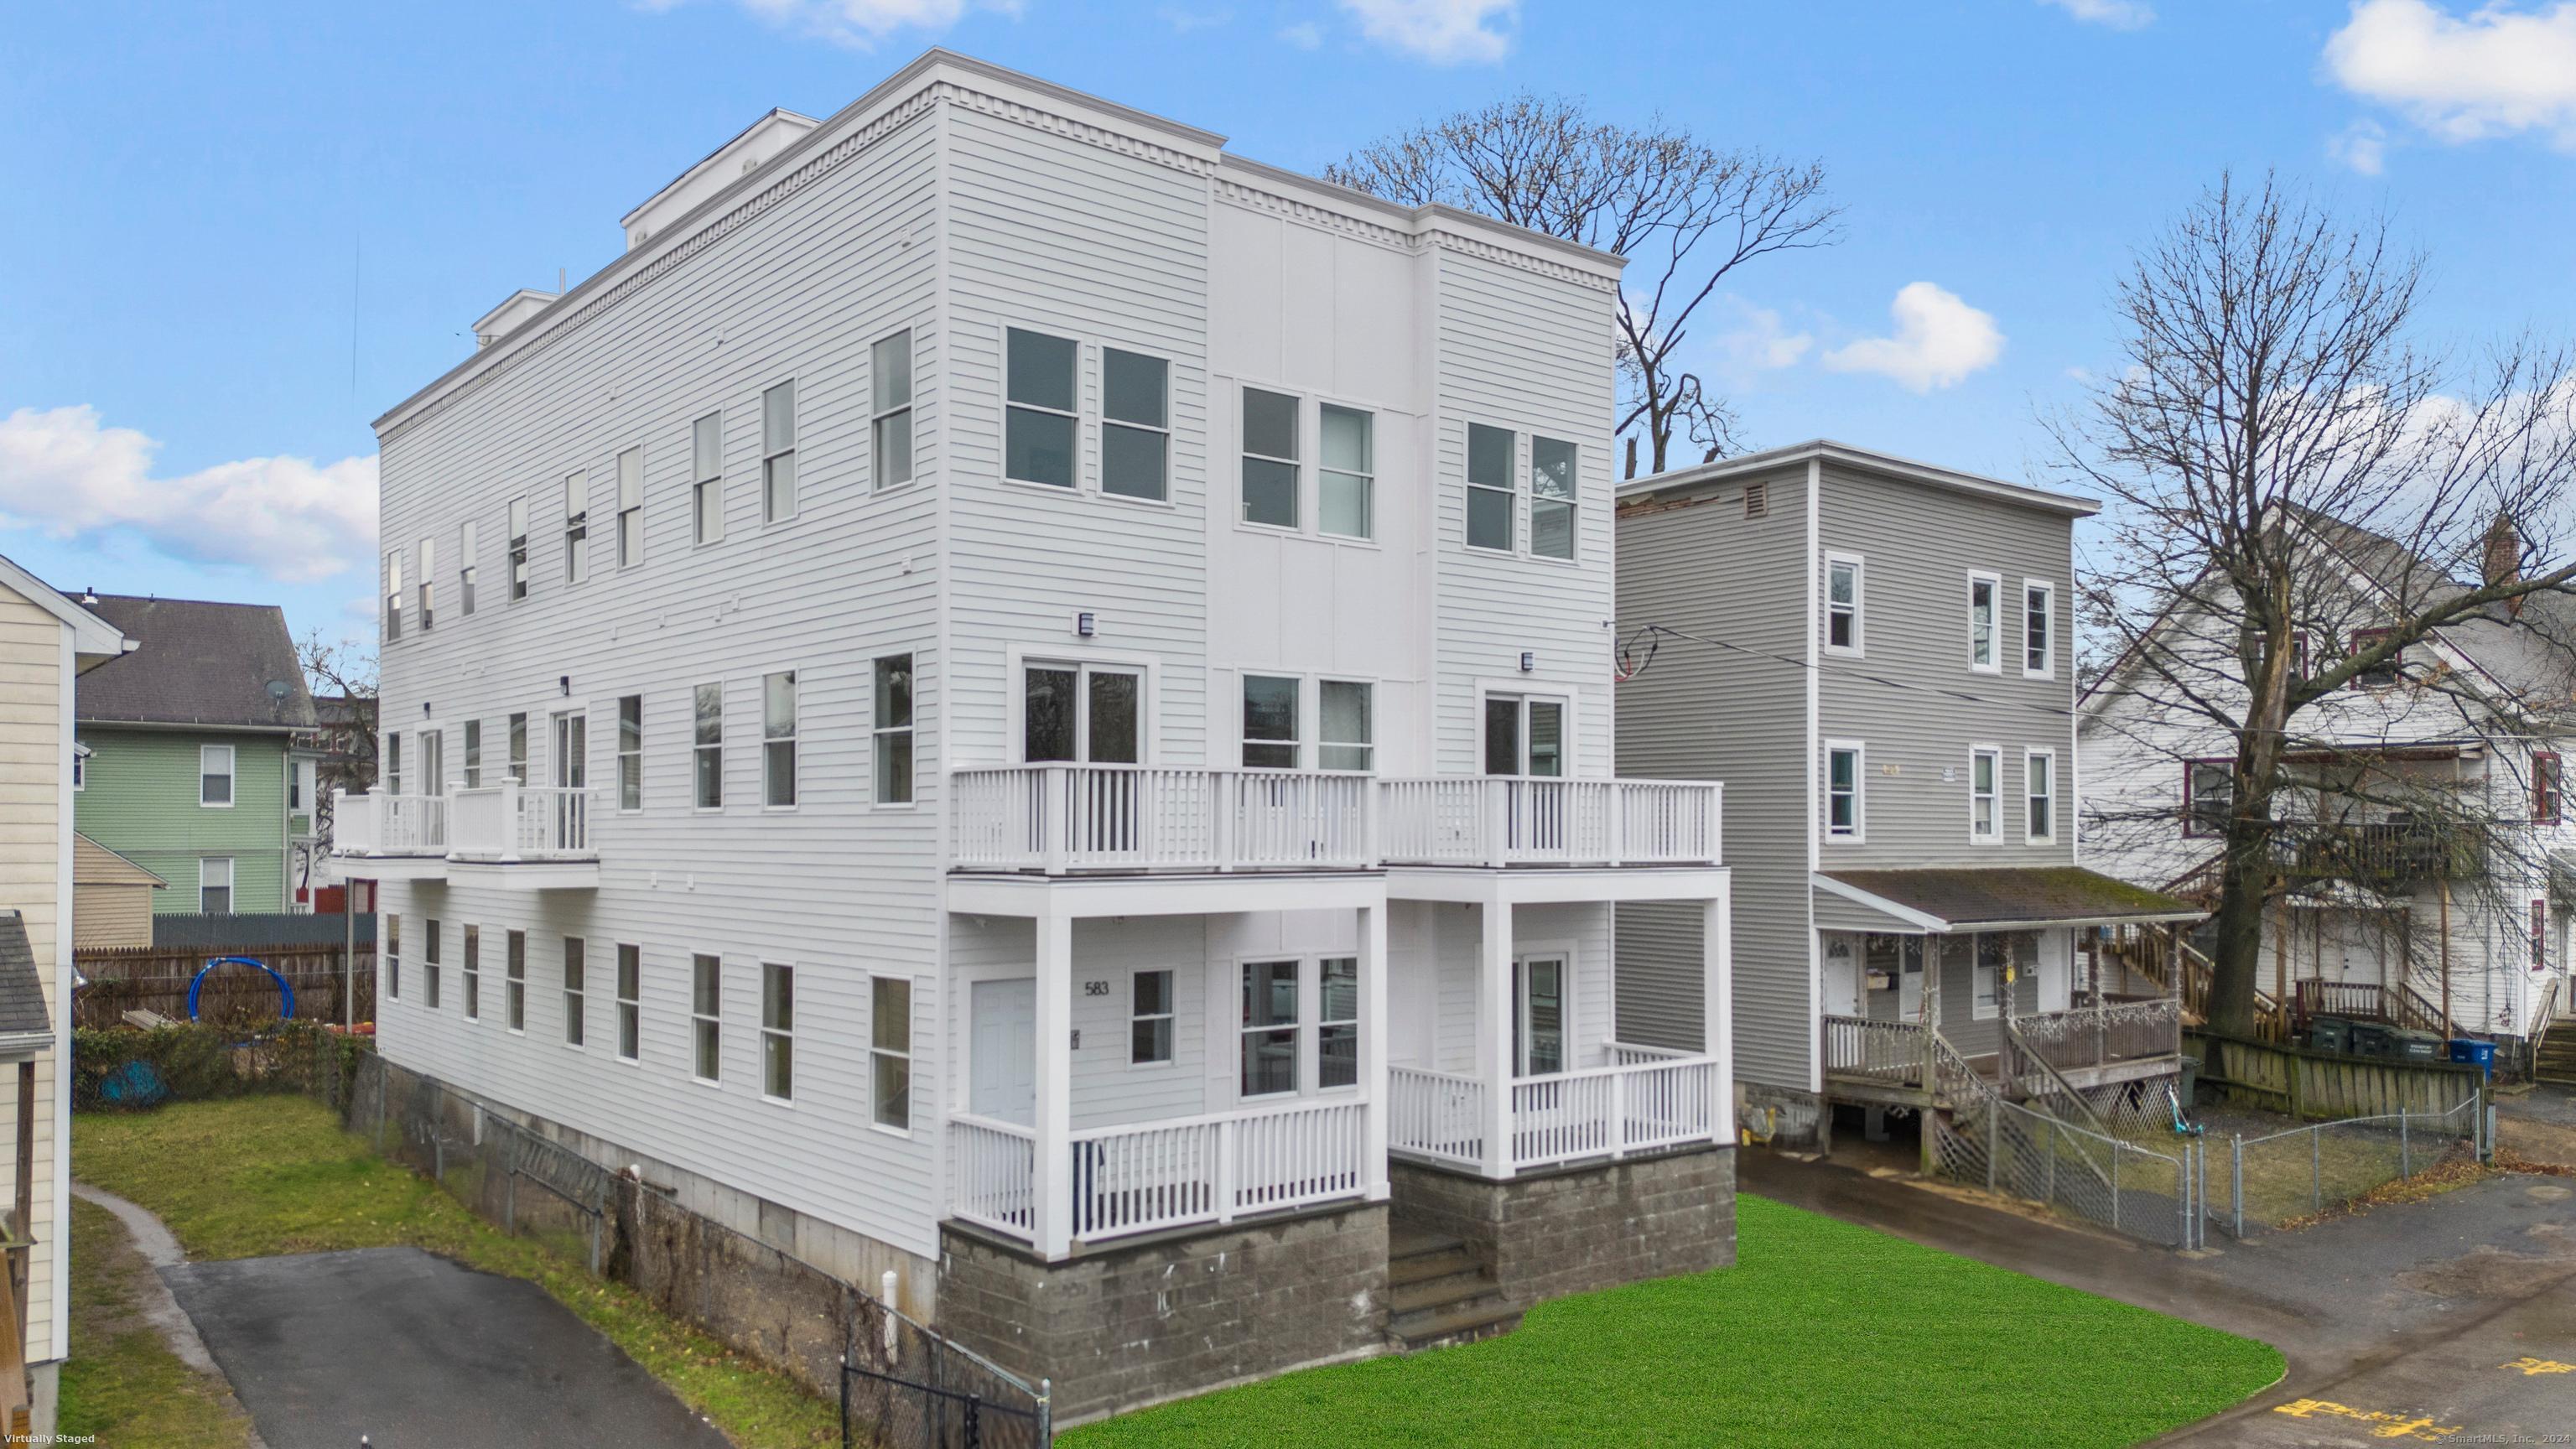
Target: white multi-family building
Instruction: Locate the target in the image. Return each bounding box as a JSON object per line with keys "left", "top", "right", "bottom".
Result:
{"left": 341, "top": 50, "right": 1734, "bottom": 1421}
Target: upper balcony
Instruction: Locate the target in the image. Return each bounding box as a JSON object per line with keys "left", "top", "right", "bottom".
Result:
{"left": 331, "top": 785, "right": 599, "bottom": 890}
{"left": 948, "top": 766, "right": 1721, "bottom": 876}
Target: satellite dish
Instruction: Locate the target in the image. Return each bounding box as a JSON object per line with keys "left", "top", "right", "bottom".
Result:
{"left": 266, "top": 680, "right": 290, "bottom": 700}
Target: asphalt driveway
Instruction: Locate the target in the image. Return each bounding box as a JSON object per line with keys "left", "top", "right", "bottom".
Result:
{"left": 162, "top": 1246, "right": 735, "bottom": 1449}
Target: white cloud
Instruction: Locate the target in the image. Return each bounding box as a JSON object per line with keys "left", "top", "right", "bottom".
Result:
{"left": 654, "top": 0, "right": 999, "bottom": 48}
{"left": 1337, "top": 0, "right": 1514, "bottom": 63}
{"left": 1708, "top": 300, "right": 1815, "bottom": 377}
{"left": 1822, "top": 283, "right": 2006, "bottom": 393}
{"left": 0, "top": 405, "right": 377, "bottom": 584}
{"left": 2325, "top": 0, "right": 2576, "bottom": 146}
{"left": 1158, "top": 4, "right": 1225, "bottom": 32}
{"left": 2329, "top": 118, "right": 2390, "bottom": 174}
{"left": 1279, "top": 18, "right": 1323, "bottom": 47}
{"left": 2040, "top": 0, "right": 2154, "bottom": 29}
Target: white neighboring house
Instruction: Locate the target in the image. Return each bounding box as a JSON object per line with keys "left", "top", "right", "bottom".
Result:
{"left": 0, "top": 551, "right": 129, "bottom": 1436}
{"left": 340, "top": 50, "right": 1734, "bottom": 1421}
{"left": 2080, "top": 511, "right": 2576, "bottom": 1044}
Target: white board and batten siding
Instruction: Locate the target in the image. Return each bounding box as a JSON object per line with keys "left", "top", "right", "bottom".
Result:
{"left": 369, "top": 55, "right": 1639, "bottom": 1275}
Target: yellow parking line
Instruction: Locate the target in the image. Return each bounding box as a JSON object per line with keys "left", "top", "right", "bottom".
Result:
{"left": 2501, "top": 1356, "right": 2573, "bottom": 1376}
{"left": 2270, "top": 1398, "right": 2461, "bottom": 1441}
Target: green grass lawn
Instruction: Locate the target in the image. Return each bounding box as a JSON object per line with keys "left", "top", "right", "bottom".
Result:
{"left": 1066, "top": 1196, "right": 2284, "bottom": 1449}
{"left": 74, "top": 1097, "right": 841, "bottom": 1448}
{"left": 56, "top": 1195, "right": 255, "bottom": 1449}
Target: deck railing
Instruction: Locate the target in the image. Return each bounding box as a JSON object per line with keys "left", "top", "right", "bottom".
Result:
{"left": 949, "top": 766, "right": 1721, "bottom": 874}
{"left": 449, "top": 783, "right": 595, "bottom": 861}
{"left": 1388, "top": 1066, "right": 1486, "bottom": 1168}
{"left": 948, "top": 1114, "right": 1038, "bottom": 1238}
{"left": 2008, "top": 998, "right": 2184, "bottom": 1076}
{"left": 1390, "top": 1048, "right": 1722, "bottom": 1176}
{"left": 1820, "top": 1015, "right": 1931, "bottom": 1088}
{"left": 329, "top": 789, "right": 447, "bottom": 857}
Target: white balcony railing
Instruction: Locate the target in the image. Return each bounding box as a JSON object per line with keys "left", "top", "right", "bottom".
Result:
{"left": 449, "top": 783, "right": 595, "bottom": 862}
{"left": 1391, "top": 1046, "right": 1724, "bottom": 1176}
{"left": 947, "top": 1098, "right": 1368, "bottom": 1248}
{"left": 328, "top": 789, "right": 447, "bottom": 857}
{"left": 949, "top": 766, "right": 1721, "bottom": 874}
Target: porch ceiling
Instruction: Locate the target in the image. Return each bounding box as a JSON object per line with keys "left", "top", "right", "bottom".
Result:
{"left": 944, "top": 870, "right": 1388, "bottom": 919}
{"left": 1814, "top": 866, "right": 2204, "bottom": 934}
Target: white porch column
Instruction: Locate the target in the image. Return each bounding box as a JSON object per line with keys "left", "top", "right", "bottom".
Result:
{"left": 1704, "top": 881, "right": 1735, "bottom": 1147}
{"left": 1033, "top": 910, "right": 1074, "bottom": 1259}
{"left": 1360, "top": 901, "right": 1389, "bottom": 1200}
{"left": 1478, "top": 895, "right": 1514, "bottom": 1179}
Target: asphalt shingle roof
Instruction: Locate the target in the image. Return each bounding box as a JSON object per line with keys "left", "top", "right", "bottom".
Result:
{"left": 0, "top": 913, "right": 54, "bottom": 1039}
{"left": 74, "top": 595, "right": 318, "bottom": 730}
{"left": 1820, "top": 866, "right": 2202, "bottom": 930}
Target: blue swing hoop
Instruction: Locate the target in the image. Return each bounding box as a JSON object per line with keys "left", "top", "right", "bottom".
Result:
{"left": 186, "top": 957, "right": 296, "bottom": 1022}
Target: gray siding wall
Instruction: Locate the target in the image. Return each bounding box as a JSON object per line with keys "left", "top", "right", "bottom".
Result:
{"left": 1815, "top": 464, "right": 2080, "bottom": 870}
{"left": 1613, "top": 463, "right": 1814, "bottom": 1085}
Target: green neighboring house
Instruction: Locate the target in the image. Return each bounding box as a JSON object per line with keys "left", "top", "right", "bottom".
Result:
{"left": 73, "top": 595, "right": 318, "bottom": 917}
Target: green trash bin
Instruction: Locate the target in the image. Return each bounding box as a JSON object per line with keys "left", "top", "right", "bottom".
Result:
{"left": 2389, "top": 1028, "right": 2445, "bottom": 1063}
{"left": 2349, "top": 1021, "right": 2395, "bottom": 1058}
{"left": 2179, "top": 1054, "right": 2201, "bottom": 1104}
{"left": 2309, "top": 1016, "right": 2354, "bottom": 1054}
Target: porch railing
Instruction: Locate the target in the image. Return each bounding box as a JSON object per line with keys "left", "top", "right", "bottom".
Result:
{"left": 331, "top": 789, "right": 448, "bottom": 857}
{"left": 948, "top": 766, "right": 1722, "bottom": 874}
{"left": 1390, "top": 1050, "right": 1723, "bottom": 1176}
{"left": 2008, "top": 998, "right": 2183, "bottom": 1076}
{"left": 1388, "top": 1067, "right": 1486, "bottom": 1168}
{"left": 449, "top": 783, "right": 595, "bottom": 861}
{"left": 1820, "top": 1015, "right": 1931, "bottom": 1089}
{"left": 946, "top": 1099, "right": 1368, "bottom": 1248}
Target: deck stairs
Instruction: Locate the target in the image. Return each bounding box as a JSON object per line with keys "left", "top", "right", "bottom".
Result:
{"left": 1385, "top": 1227, "right": 1519, "bottom": 1352}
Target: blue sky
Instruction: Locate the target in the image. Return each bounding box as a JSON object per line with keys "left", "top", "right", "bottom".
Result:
{"left": 3, "top": 0, "right": 2569, "bottom": 650}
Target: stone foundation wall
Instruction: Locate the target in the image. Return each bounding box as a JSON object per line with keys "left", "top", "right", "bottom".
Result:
{"left": 1389, "top": 1145, "right": 1736, "bottom": 1311}
{"left": 938, "top": 1202, "right": 1389, "bottom": 1426}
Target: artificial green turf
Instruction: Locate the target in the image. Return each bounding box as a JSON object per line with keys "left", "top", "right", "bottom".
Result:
{"left": 75, "top": 1098, "right": 840, "bottom": 1448}
{"left": 1066, "top": 1195, "right": 2283, "bottom": 1449}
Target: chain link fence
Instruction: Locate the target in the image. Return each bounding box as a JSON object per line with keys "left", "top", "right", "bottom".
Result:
{"left": 1932, "top": 1096, "right": 2206, "bottom": 1249}
{"left": 2203, "top": 1094, "right": 2486, "bottom": 1239}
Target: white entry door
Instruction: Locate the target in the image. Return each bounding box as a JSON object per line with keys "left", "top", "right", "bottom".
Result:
{"left": 970, "top": 979, "right": 1037, "bottom": 1126}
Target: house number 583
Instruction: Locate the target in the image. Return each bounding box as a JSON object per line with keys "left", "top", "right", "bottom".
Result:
{"left": 1083, "top": 980, "right": 1111, "bottom": 996}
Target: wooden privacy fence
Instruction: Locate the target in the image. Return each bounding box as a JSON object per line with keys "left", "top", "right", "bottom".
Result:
{"left": 2188, "top": 1029, "right": 2482, "bottom": 1121}
{"left": 73, "top": 942, "right": 376, "bottom": 1029}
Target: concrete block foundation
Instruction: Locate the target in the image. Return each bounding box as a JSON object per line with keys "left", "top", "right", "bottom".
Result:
{"left": 1389, "top": 1145, "right": 1737, "bottom": 1311}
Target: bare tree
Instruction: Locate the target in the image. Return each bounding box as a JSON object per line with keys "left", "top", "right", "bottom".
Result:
{"left": 297, "top": 630, "right": 378, "bottom": 861}
{"left": 1326, "top": 94, "right": 1839, "bottom": 475}
{"left": 2065, "top": 172, "right": 2576, "bottom": 1038}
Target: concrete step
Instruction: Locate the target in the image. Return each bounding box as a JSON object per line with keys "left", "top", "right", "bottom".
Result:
{"left": 1386, "top": 1298, "right": 1522, "bottom": 1352}
{"left": 1387, "top": 1228, "right": 1464, "bottom": 1261}
{"left": 1387, "top": 1244, "right": 1479, "bottom": 1290}
{"left": 1389, "top": 1265, "right": 1496, "bottom": 1318}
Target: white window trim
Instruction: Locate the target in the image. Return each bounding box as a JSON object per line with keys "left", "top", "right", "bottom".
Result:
{"left": 1472, "top": 678, "right": 1581, "bottom": 779}
{"left": 759, "top": 960, "right": 797, "bottom": 1108}
{"left": 1967, "top": 570, "right": 2002, "bottom": 675}
{"left": 199, "top": 744, "right": 236, "bottom": 808}
{"left": 563, "top": 470, "right": 591, "bottom": 585}
{"left": 760, "top": 667, "right": 799, "bottom": 813}
{"left": 614, "top": 942, "right": 642, "bottom": 1065}
{"left": 1512, "top": 940, "right": 1580, "bottom": 1078}
{"left": 871, "top": 327, "right": 917, "bottom": 493}
{"left": 72, "top": 742, "right": 89, "bottom": 792}
{"left": 866, "top": 972, "right": 911, "bottom": 1135}
{"left": 504, "top": 929, "right": 527, "bottom": 1036}
{"left": 1236, "top": 382, "right": 1304, "bottom": 535}
{"left": 506, "top": 496, "right": 532, "bottom": 603}
{"left": 1004, "top": 644, "right": 1161, "bottom": 766}
{"left": 2024, "top": 746, "right": 2059, "bottom": 845}
{"left": 1099, "top": 345, "right": 1173, "bottom": 508}
{"left": 615, "top": 695, "right": 643, "bottom": 814}
{"left": 459, "top": 518, "right": 480, "bottom": 616}
{"left": 872, "top": 653, "right": 917, "bottom": 810}
{"left": 692, "top": 680, "right": 725, "bottom": 813}
{"left": 460, "top": 924, "right": 481, "bottom": 1024}
{"left": 1232, "top": 953, "right": 1308, "bottom": 1104}
{"left": 1463, "top": 418, "right": 1519, "bottom": 556}
{"left": 1526, "top": 435, "right": 1581, "bottom": 565}
{"left": 688, "top": 951, "right": 724, "bottom": 1087}
{"left": 692, "top": 410, "right": 726, "bottom": 548}
{"left": 615, "top": 445, "right": 645, "bottom": 570}
{"left": 1969, "top": 744, "right": 2002, "bottom": 844}
{"left": 761, "top": 375, "right": 801, "bottom": 527}
{"left": 1825, "top": 739, "right": 1867, "bottom": 844}
{"left": 1128, "top": 967, "right": 1177, "bottom": 1071}
{"left": 1001, "top": 325, "right": 1083, "bottom": 494}
{"left": 1823, "top": 551, "right": 1866, "bottom": 658}
{"left": 561, "top": 937, "right": 588, "bottom": 1052}
{"left": 197, "top": 855, "right": 234, "bottom": 913}
{"left": 2022, "top": 579, "right": 2057, "bottom": 680}
{"left": 1315, "top": 674, "right": 1379, "bottom": 775}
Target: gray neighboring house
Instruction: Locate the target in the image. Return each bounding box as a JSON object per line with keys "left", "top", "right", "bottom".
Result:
{"left": 1613, "top": 442, "right": 2200, "bottom": 1147}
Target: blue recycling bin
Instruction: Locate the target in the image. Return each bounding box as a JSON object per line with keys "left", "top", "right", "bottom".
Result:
{"left": 2448, "top": 1037, "right": 2496, "bottom": 1078}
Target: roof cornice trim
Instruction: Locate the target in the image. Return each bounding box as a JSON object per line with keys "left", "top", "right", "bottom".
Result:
{"left": 0, "top": 554, "right": 127, "bottom": 657}
{"left": 1620, "top": 440, "right": 2101, "bottom": 518}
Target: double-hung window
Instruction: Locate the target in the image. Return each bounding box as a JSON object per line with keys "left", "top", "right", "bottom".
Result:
{"left": 615, "top": 943, "right": 641, "bottom": 1062}
{"left": 693, "top": 683, "right": 723, "bottom": 808}
{"left": 1483, "top": 695, "right": 1566, "bottom": 777}
{"left": 459, "top": 520, "right": 478, "bottom": 616}
{"left": 1973, "top": 937, "right": 2007, "bottom": 1021}
{"left": 872, "top": 330, "right": 915, "bottom": 490}
{"left": 692, "top": 413, "right": 724, "bottom": 545}
{"left": 874, "top": 655, "right": 913, "bottom": 803}
{"left": 506, "top": 930, "right": 527, "bottom": 1031}
{"left": 762, "top": 380, "right": 798, "bottom": 522}
{"left": 1825, "top": 553, "right": 1863, "bottom": 655}
{"left": 418, "top": 537, "right": 436, "bottom": 631}
{"left": 1826, "top": 741, "right": 1864, "bottom": 841}
{"left": 507, "top": 713, "right": 528, "bottom": 785}
{"left": 616, "top": 447, "right": 643, "bottom": 568}
{"left": 1319, "top": 405, "right": 1373, "bottom": 539}
{"left": 691, "top": 954, "right": 721, "bottom": 1082}
{"left": 199, "top": 857, "right": 233, "bottom": 915}
{"left": 462, "top": 925, "right": 480, "bottom": 1021}
{"left": 1242, "top": 675, "right": 1300, "bottom": 768}
{"left": 1240, "top": 960, "right": 1299, "bottom": 1097}
{"left": 616, "top": 695, "right": 642, "bottom": 811}
{"left": 1968, "top": 573, "right": 2000, "bottom": 672}
{"left": 385, "top": 913, "right": 401, "bottom": 1000}
{"left": 762, "top": 671, "right": 797, "bottom": 808}
{"left": 1970, "top": 745, "right": 2001, "bottom": 841}
{"left": 2184, "top": 760, "right": 2232, "bottom": 838}
{"left": 507, "top": 497, "right": 531, "bottom": 600}
{"left": 1318, "top": 957, "right": 1359, "bottom": 1089}
{"left": 1103, "top": 349, "right": 1168, "bottom": 501}
{"left": 423, "top": 918, "right": 441, "bottom": 1009}
{"left": 762, "top": 963, "right": 795, "bottom": 1103}
{"left": 2025, "top": 749, "right": 2056, "bottom": 843}
{"left": 1241, "top": 387, "right": 1298, "bottom": 528}
{"left": 870, "top": 976, "right": 909, "bottom": 1129}
{"left": 1530, "top": 436, "right": 1576, "bottom": 559}
{"left": 1130, "top": 969, "right": 1174, "bottom": 1065}
{"left": 2023, "top": 581, "right": 2054, "bottom": 678}
{"left": 1319, "top": 681, "right": 1374, "bottom": 771}
{"left": 1005, "top": 330, "right": 1078, "bottom": 489}
{"left": 385, "top": 734, "right": 403, "bottom": 797}
{"left": 1467, "top": 423, "right": 1514, "bottom": 552}
{"left": 200, "top": 745, "right": 235, "bottom": 806}
{"left": 562, "top": 937, "right": 586, "bottom": 1046}
{"left": 2536, "top": 751, "right": 2563, "bottom": 825}
{"left": 384, "top": 550, "right": 404, "bottom": 641}
{"left": 563, "top": 472, "right": 589, "bottom": 584}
